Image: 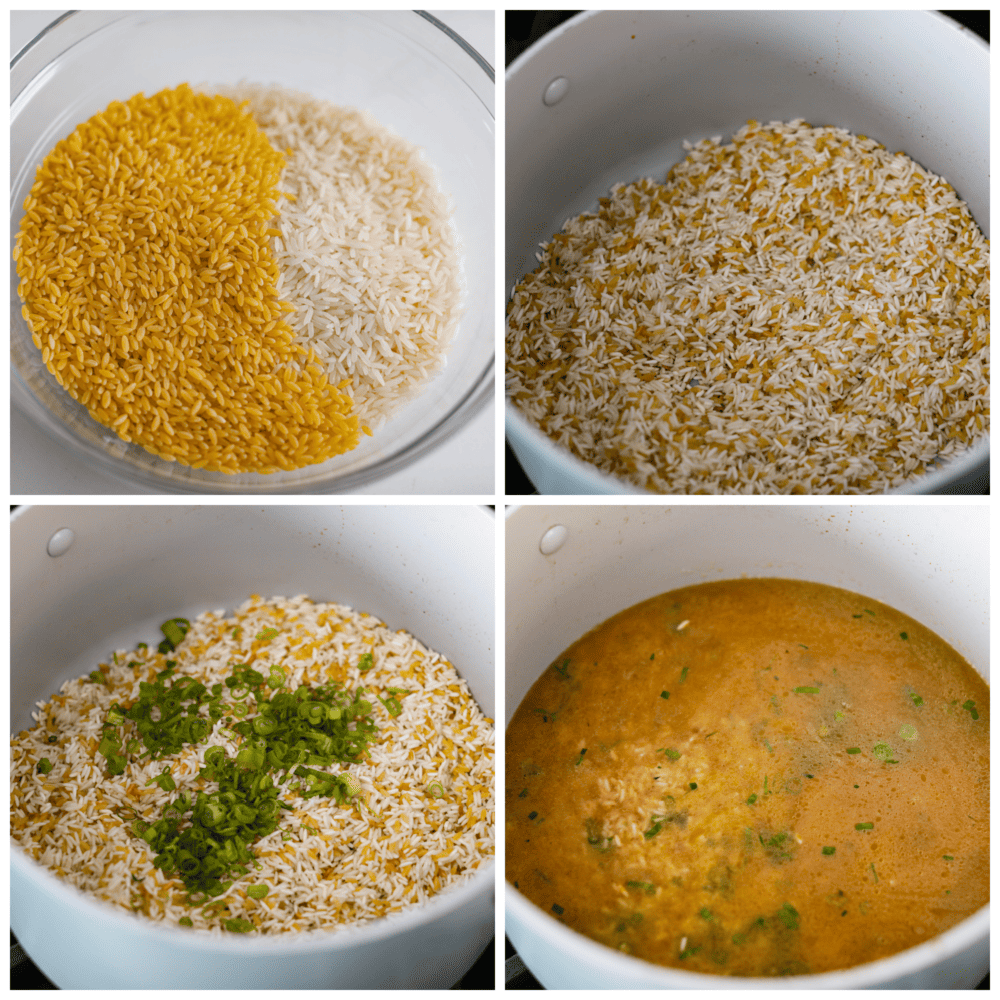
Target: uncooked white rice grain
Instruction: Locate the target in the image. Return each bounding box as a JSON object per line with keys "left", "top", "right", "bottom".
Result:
{"left": 217, "top": 85, "right": 464, "bottom": 431}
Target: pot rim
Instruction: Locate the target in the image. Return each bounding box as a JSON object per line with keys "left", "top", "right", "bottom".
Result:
{"left": 507, "top": 881, "right": 989, "bottom": 988}
{"left": 11, "top": 841, "right": 495, "bottom": 955}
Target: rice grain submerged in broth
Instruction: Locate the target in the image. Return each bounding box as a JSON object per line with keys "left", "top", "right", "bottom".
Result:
{"left": 505, "top": 579, "right": 988, "bottom": 977}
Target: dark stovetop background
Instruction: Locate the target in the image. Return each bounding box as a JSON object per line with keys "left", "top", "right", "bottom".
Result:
{"left": 504, "top": 11, "right": 990, "bottom": 498}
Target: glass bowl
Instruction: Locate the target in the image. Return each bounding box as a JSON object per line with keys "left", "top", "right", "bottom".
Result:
{"left": 11, "top": 10, "right": 494, "bottom": 493}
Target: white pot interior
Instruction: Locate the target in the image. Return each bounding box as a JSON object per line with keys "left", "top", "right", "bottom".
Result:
{"left": 11, "top": 504, "right": 495, "bottom": 989}
{"left": 505, "top": 503, "right": 988, "bottom": 988}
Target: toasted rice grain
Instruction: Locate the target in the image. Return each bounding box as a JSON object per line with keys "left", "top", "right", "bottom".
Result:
{"left": 506, "top": 119, "right": 989, "bottom": 494}
{"left": 10, "top": 595, "right": 494, "bottom": 935}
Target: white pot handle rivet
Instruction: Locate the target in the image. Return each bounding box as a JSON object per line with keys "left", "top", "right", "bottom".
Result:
{"left": 539, "top": 524, "right": 568, "bottom": 555}
{"left": 543, "top": 76, "right": 569, "bottom": 106}
{"left": 47, "top": 528, "right": 75, "bottom": 557}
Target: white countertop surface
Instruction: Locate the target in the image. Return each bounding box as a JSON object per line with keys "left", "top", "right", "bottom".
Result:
{"left": 11, "top": 10, "right": 496, "bottom": 496}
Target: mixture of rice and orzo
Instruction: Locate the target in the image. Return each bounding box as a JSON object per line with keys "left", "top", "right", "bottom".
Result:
{"left": 10, "top": 595, "right": 493, "bottom": 934}
{"left": 506, "top": 119, "right": 989, "bottom": 494}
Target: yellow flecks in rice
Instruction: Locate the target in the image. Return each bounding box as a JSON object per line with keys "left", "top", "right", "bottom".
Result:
{"left": 506, "top": 118, "right": 989, "bottom": 494}
{"left": 14, "top": 85, "right": 358, "bottom": 474}
{"left": 10, "top": 594, "right": 493, "bottom": 936}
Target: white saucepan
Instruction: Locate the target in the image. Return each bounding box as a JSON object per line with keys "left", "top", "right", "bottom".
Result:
{"left": 11, "top": 504, "right": 495, "bottom": 989}
{"left": 506, "top": 11, "right": 989, "bottom": 494}
{"left": 505, "top": 502, "right": 988, "bottom": 988}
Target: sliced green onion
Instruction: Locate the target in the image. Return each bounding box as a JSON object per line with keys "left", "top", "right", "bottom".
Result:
{"left": 247, "top": 884, "right": 268, "bottom": 899}
{"left": 357, "top": 652, "right": 374, "bottom": 673}
{"left": 794, "top": 686, "right": 820, "bottom": 694}
{"left": 159, "top": 617, "right": 190, "bottom": 653}
{"left": 846, "top": 747, "right": 861, "bottom": 754}
{"left": 643, "top": 817, "right": 664, "bottom": 839}
{"left": 252, "top": 716, "right": 279, "bottom": 736}
{"left": 425, "top": 781, "right": 446, "bottom": 799}
{"left": 962, "top": 699, "right": 980, "bottom": 721}
{"left": 855, "top": 822, "right": 874, "bottom": 830}
{"left": 89, "top": 671, "right": 106, "bottom": 684}
{"left": 625, "top": 880, "right": 656, "bottom": 895}
{"left": 376, "top": 694, "right": 403, "bottom": 718}
{"left": 777, "top": 902, "right": 799, "bottom": 929}
{"left": 255, "top": 628, "right": 279, "bottom": 642}
{"left": 822, "top": 845, "right": 836, "bottom": 855}
{"left": 178, "top": 916, "right": 193, "bottom": 927}
{"left": 145, "top": 768, "right": 176, "bottom": 791}
{"left": 36, "top": 758, "right": 53, "bottom": 775}
{"left": 122, "top": 669, "right": 381, "bottom": 897}
{"left": 268, "top": 667, "right": 285, "bottom": 688}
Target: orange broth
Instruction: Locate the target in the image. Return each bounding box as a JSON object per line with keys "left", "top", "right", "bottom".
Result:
{"left": 506, "top": 579, "right": 989, "bottom": 977}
